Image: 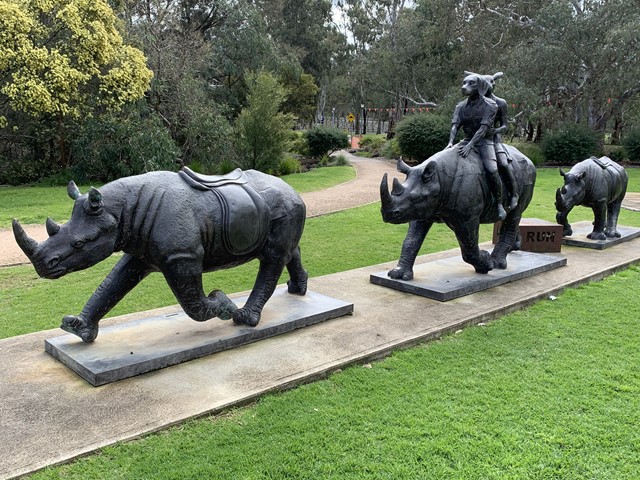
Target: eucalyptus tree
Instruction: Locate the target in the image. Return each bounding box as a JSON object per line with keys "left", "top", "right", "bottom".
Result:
{"left": 465, "top": 0, "right": 640, "bottom": 141}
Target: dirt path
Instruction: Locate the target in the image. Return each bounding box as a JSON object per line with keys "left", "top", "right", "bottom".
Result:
{"left": 0, "top": 151, "right": 401, "bottom": 267}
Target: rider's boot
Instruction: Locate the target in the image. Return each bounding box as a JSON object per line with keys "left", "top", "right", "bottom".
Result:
{"left": 487, "top": 171, "right": 507, "bottom": 220}
{"left": 502, "top": 163, "right": 519, "bottom": 211}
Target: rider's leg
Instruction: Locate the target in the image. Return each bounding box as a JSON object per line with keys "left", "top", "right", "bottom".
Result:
{"left": 481, "top": 147, "right": 506, "bottom": 220}
{"left": 497, "top": 151, "right": 519, "bottom": 211}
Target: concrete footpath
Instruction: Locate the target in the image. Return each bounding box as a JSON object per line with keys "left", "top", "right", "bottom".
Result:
{"left": 2, "top": 239, "right": 640, "bottom": 479}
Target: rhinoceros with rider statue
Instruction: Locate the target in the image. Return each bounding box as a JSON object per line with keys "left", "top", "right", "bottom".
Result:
{"left": 555, "top": 156, "right": 628, "bottom": 240}
{"left": 379, "top": 72, "right": 537, "bottom": 279}
{"left": 13, "top": 167, "right": 308, "bottom": 343}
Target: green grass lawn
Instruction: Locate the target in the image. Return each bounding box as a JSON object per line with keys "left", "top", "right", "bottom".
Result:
{"left": 2, "top": 166, "right": 640, "bottom": 479}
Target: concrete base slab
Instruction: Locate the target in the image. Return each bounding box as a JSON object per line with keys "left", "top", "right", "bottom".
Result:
{"left": 2, "top": 240, "right": 640, "bottom": 480}
{"left": 45, "top": 288, "right": 354, "bottom": 386}
{"left": 562, "top": 220, "right": 640, "bottom": 249}
{"left": 370, "top": 250, "right": 567, "bottom": 301}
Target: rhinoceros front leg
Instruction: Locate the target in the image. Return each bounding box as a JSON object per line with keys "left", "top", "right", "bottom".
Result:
{"left": 605, "top": 199, "right": 623, "bottom": 238}
{"left": 61, "top": 254, "right": 153, "bottom": 343}
{"left": 233, "top": 258, "right": 287, "bottom": 327}
{"left": 454, "top": 220, "right": 493, "bottom": 274}
{"left": 588, "top": 201, "right": 608, "bottom": 240}
{"left": 556, "top": 210, "right": 573, "bottom": 237}
{"left": 388, "top": 220, "right": 433, "bottom": 281}
{"left": 492, "top": 212, "right": 522, "bottom": 269}
{"left": 164, "top": 269, "right": 238, "bottom": 323}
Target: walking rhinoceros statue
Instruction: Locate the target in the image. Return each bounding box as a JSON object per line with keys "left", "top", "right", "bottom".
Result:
{"left": 13, "top": 167, "right": 308, "bottom": 343}
{"left": 380, "top": 145, "right": 536, "bottom": 277}
{"left": 555, "top": 156, "right": 628, "bottom": 240}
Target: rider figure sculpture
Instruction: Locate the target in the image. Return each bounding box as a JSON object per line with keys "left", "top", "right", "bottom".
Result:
{"left": 447, "top": 73, "right": 506, "bottom": 220}
{"left": 476, "top": 71, "right": 519, "bottom": 211}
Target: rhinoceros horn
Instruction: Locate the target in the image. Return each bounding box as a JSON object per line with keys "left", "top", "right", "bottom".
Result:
{"left": 397, "top": 159, "right": 411, "bottom": 175}
{"left": 380, "top": 173, "right": 392, "bottom": 209}
{"left": 46, "top": 217, "right": 61, "bottom": 236}
{"left": 559, "top": 167, "right": 566, "bottom": 177}
{"left": 391, "top": 177, "right": 404, "bottom": 196}
{"left": 67, "top": 181, "right": 81, "bottom": 200}
{"left": 12, "top": 219, "right": 39, "bottom": 259}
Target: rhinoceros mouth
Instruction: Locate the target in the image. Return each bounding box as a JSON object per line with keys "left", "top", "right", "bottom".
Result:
{"left": 381, "top": 208, "right": 402, "bottom": 224}
{"left": 41, "top": 267, "right": 67, "bottom": 279}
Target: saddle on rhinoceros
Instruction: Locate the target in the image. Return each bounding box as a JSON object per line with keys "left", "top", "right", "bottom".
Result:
{"left": 178, "top": 166, "right": 270, "bottom": 256}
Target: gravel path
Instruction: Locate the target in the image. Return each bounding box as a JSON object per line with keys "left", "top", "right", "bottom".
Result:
{"left": 0, "top": 151, "right": 402, "bottom": 267}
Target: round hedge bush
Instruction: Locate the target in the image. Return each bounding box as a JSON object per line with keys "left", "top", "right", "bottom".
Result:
{"left": 304, "top": 126, "right": 349, "bottom": 159}
{"left": 622, "top": 129, "right": 640, "bottom": 164}
{"left": 541, "top": 123, "right": 599, "bottom": 165}
{"left": 395, "top": 114, "right": 450, "bottom": 162}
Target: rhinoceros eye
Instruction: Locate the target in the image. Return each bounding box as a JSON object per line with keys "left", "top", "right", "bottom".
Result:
{"left": 72, "top": 239, "right": 86, "bottom": 250}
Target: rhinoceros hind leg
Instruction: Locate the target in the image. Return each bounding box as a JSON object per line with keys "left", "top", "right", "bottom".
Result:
{"left": 61, "top": 315, "right": 99, "bottom": 343}
{"left": 233, "top": 308, "right": 261, "bottom": 327}
{"left": 233, "top": 256, "right": 287, "bottom": 327}
{"left": 286, "top": 247, "right": 308, "bottom": 295}
{"left": 207, "top": 290, "right": 237, "bottom": 320}
{"left": 473, "top": 250, "right": 494, "bottom": 274}
{"left": 491, "top": 252, "right": 508, "bottom": 270}
{"left": 388, "top": 266, "right": 414, "bottom": 280}
{"left": 587, "top": 230, "right": 607, "bottom": 241}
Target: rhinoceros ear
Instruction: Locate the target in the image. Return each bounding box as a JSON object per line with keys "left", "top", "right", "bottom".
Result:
{"left": 67, "top": 181, "right": 81, "bottom": 200}
{"left": 85, "top": 187, "right": 103, "bottom": 215}
{"left": 423, "top": 161, "right": 437, "bottom": 181}
{"left": 576, "top": 171, "right": 586, "bottom": 181}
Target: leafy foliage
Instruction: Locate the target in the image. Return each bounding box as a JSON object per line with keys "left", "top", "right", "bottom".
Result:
{"left": 0, "top": 0, "right": 152, "bottom": 122}
{"left": 541, "top": 123, "right": 600, "bottom": 165}
{"left": 304, "top": 126, "right": 349, "bottom": 158}
{"left": 358, "top": 134, "right": 386, "bottom": 153}
{"left": 234, "top": 71, "right": 294, "bottom": 173}
{"left": 395, "top": 114, "right": 450, "bottom": 161}
{"left": 69, "top": 107, "right": 179, "bottom": 183}
{"left": 622, "top": 129, "right": 640, "bottom": 164}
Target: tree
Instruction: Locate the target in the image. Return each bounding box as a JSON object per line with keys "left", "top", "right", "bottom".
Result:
{"left": 0, "top": 0, "right": 153, "bottom": 167}
{"left": 234, "top": 71, "right": 294, "bottom": 173}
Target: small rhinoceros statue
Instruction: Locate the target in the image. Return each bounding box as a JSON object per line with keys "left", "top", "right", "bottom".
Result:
{"left": 555, "top": 156, "right": 628, "bottom": 240}
{"left": 13, "top": 167, "right": 308, "bottom": 343}
{"left": 380, "top": 145, "right": 536, "bottom": 277}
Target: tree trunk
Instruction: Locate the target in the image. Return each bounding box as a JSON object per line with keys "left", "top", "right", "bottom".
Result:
{"left": 611, "top": 114, "right": 623, "bottom": 145}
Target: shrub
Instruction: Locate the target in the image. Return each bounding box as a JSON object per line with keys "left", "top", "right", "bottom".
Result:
{"left": 69, "top": 109, "right": 179, "bottom": 183}
{"left": 234, "top": 71, "right": 294, "bottom": 173}
{"left": 622, "top": 129, "right": 640, "bottom": 164}
{"left": 508, "top": 140, "right": 544, "bottom": 166}
{"left": 305, "top": 126, "right": 349, "bottom": 158}
{"left": 381, "top": 138, "right": 401, "bottom": 159}
{"left": 395, "top": 114, "right": 450, "bottom": 162}
{"left": 358, "top": 134, "right": 386, "bottom": 153}
{"left": 333, "top": 154, "right": 349, "bottom": 166}
{"left": 288, "top": 131, "right": 309, "bottom": 157}
{"left": 606, "top": 145, "right": 627, "bottom": 164}
{"left": 277, "top": 156, "right": 303, "bottom": 175}
{"left": 541, "top": 123, "right": 599, "bottom": 165}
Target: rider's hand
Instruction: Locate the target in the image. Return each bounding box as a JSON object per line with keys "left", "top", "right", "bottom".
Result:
{"left": 459, "top": 144, "right": 472, "bottom": 157}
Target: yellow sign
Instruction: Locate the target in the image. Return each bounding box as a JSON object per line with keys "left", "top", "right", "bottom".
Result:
{"left": 347, "top": 113, "right": 355, "bottom": 123}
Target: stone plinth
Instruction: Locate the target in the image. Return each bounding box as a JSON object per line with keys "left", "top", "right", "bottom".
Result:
{"left": 45, "top": 287, "right": 354, "bottom": 386}
{"left": 562, "top": 221, "right": 640, "bottom": 250}
{"left": 370, "top": 250, "right": 567, "bottom": 301}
